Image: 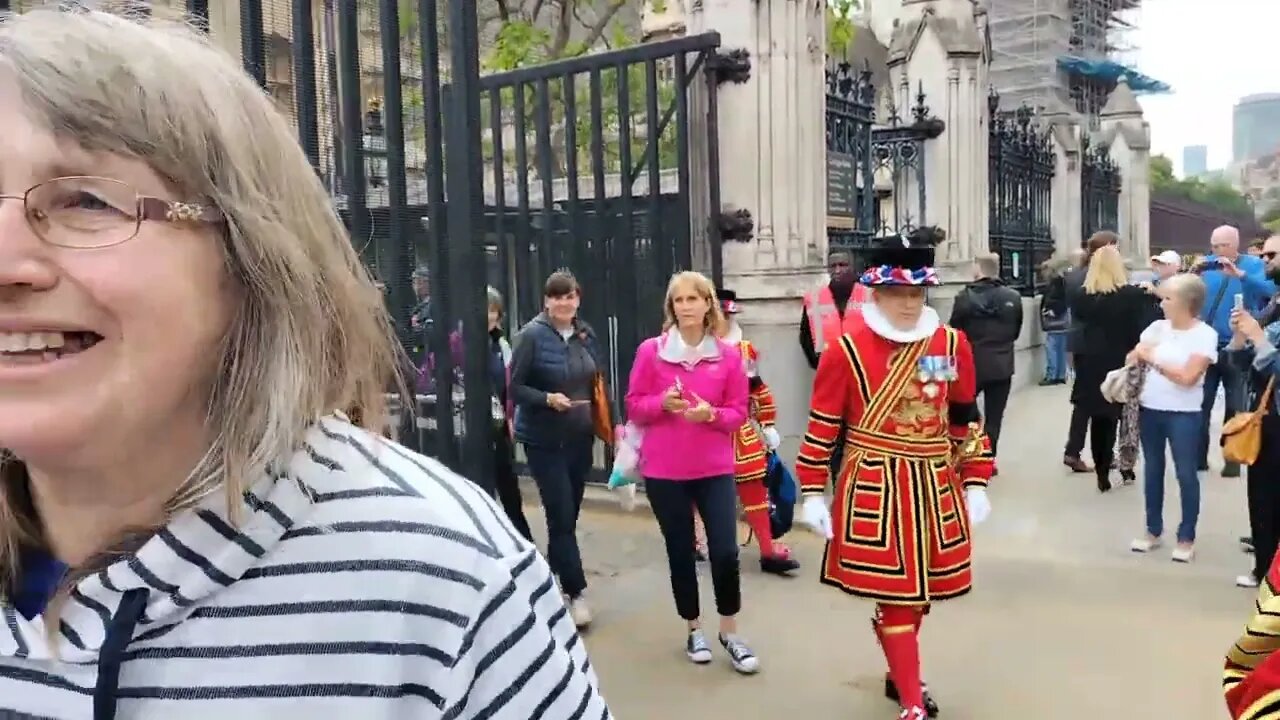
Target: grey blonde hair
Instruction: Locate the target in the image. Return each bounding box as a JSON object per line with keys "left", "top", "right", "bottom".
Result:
{"left": 662, "top": 270, "right": 725, "bottom": 334}
{"left": 1161, "top": 273, "right": 1208, "bottom": 316}
{"left": 0, "top": 12, "right": 401, "bottom": 595}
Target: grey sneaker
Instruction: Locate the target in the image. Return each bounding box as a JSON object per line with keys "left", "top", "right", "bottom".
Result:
{"left": 718, "top": 633, "right": 760, "bottom": 674}
{"left": 686, "top": 629, "right": 712, "bottom": 664}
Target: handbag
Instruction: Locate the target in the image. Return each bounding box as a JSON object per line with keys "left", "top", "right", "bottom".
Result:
{"left": 1222, "top": 375, "right": 1276, "bottom": 466}
{"left": 590, "top": 372, "right": 614, "bottom": 445}
{"left": 1100, "top": 364, "right": 1140, "bottom": 404}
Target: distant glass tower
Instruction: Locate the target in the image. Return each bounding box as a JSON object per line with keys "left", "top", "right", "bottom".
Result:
{"left": 1233, "top": 94, "right": 1280, "bottom": 163}
{"left": 1182, "top": 145, "right": 1208, "bottom": 178}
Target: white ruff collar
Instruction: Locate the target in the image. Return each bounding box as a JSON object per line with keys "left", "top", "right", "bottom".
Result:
{"left": 862, "top": 302, "right": 939, "bottom": 343}
{"left": 721, "top": 321, "right": 743, "bottom": 346}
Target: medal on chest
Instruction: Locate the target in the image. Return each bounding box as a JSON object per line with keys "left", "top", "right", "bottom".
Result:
{"left": 916, "top": 355, "right": 957, "bottom": 398}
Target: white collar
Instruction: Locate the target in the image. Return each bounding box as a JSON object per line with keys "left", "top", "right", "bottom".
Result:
{"left": 657, "top": 327, "right": 722, "bottom": 367}
{"left": 862, "top": 302, "right": 940, "bottom": 343}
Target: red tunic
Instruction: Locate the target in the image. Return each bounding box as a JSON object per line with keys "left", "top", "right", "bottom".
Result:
{"left": 1226, "top": 554, "right": 1280, "bottom": 719}
{"left": 732, "top": 340, "right": 776, "bottom": 489}
{"left": 795, "top": 322, "right": 994, "bottom": 605}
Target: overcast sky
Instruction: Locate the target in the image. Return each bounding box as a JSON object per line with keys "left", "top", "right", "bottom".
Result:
{"left": 1134, "top": 0, "right": 1277, "bottom": 175}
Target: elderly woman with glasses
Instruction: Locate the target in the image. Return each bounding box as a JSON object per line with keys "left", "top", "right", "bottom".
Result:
{"left": 0, "top": 10, "right": 608, "bottom": 719}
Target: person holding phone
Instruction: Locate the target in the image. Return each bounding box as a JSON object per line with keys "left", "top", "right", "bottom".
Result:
{"left": 1196, "top": 225, "right": 1277, "bottom": 477}
{"left": 625, "top": 271, "right": 759, "bottom": 675}
{"left": 509, "top": 270, "right": 604, "bottom": 628}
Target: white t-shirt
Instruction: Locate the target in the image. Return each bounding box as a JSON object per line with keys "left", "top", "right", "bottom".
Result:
{"left": 1138, "top": 319, "right": 1219, "bottom": 412}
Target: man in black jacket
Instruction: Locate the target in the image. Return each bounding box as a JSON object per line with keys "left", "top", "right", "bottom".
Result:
{"left": 1061, "top": 248, "right": 1093, "bottom": 472}
{"left": 949, "top": 253, "right": 1023, "bottom": 465}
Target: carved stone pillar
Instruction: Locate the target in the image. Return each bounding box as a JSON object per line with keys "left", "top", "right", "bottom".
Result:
{"left": 687, "top": 0, "right": 828, "bottom": 296}
{"left": 1043, "top": 105, "right": 1083, "bottom": 256}
{"left": 1099, "top": 78, "right": 1152, "bottom": 261}
{"left": 886, "top": 0, "right": 989, "bottom": 277}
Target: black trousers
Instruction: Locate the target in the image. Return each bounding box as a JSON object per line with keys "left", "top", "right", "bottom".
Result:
{"left": 493, "top": 432, "right": 533, "bottom": 542}
{"left": 1089, "top": 415, "right": 1119, "bottom": 472}
{"left": 524, "top": 436, "right": 594, "bottom": 598}
{"left": 978, "top": 379, "right": 1012, "bottom": 457}
{"left": 1248, "top": 416, "right": 1280, "bottom": 580}
{"left": 646, "top": 474, "right": 742, "bottom": 621}
{"left": 1065, "top": 405, "right": 1090, "bottom": 458}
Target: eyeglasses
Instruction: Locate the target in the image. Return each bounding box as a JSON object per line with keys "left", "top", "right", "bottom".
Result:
{"left": 0, "top": 176, "right": 225, "bottom": 249}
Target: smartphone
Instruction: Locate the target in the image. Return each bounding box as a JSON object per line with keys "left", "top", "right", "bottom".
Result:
{"left": 1235, "top": 293, "right": 1245, "bottom": 312}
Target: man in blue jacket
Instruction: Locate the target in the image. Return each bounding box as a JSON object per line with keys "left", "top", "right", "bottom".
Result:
{"left": 1199, "top": 225, "right": 1277, "bottom": 477}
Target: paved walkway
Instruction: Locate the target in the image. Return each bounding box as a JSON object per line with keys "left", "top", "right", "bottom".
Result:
{"left": 528, "top": 384, "right": 1255, "bottom": 718}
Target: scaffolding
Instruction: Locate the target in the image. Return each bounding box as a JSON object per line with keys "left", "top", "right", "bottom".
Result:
{"left": 988, "top": 0, "right": 1165, "bottom": 124}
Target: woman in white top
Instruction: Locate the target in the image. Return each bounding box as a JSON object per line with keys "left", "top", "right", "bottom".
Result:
{"left": 1126, "top": 273, "right": 1218, "bottom": 562}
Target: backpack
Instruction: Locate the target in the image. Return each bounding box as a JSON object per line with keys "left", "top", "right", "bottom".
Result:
{"left": 765, "top": 451, "right": 798, "bottom": 538}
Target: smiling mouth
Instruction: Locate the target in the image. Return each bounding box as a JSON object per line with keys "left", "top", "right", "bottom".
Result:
{"left": 0, "top": 331, "right": 103, "bottom": 365}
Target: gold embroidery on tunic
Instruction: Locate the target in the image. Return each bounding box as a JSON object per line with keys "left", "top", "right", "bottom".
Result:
{"left": 889, "top": 382, "right": 942, "bottom": 438}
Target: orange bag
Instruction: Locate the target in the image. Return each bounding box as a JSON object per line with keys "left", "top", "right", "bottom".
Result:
{"left": 591, "top": 372, "right": 614, "bottom": 445}
{"left": 1222, "top": 376, "right": 1275, "bottom": 466}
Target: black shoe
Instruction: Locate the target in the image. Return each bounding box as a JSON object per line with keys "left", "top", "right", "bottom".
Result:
{"left": 1223, "top": 463, "right": 1242, "bottom": 478}
{"left": 885, "top": 676, "right": 940, "bottom": 717}
{"left": 1097, "top": 470, "right": 1112, "bottom": 493}
{"left": 760, "top": 554, "right": 801, "bottom": 576}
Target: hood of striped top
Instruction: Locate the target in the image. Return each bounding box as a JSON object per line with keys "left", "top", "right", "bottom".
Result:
{"left": 0, "top": 417, "right": 386, "bottom": 665}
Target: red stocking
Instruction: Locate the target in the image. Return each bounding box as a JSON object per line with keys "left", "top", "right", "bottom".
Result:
{"left": 736, "top": 479, "right": 779, "bottom": 558}
{"left": 877, "top": 603, "right": 925, "bottom": 711}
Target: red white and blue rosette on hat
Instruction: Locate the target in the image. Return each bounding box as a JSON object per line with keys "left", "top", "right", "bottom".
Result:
{"left": 858, "top": 264, "right": 940, "bottom": 287}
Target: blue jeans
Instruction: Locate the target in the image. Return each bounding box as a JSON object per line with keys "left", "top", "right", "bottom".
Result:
{"left": 1139, "top": 408, "right": 1202, "bottom": 543}
{"left": 1044, "top": 331, "right": 1068, "bottom": 381}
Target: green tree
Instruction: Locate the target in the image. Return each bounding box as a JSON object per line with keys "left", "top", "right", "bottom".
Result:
{"left": 1150, "top": 153, "right": 1253, "bottom": 218}
{"left": 827, "top": 0, "right": 861, "bottom": 55}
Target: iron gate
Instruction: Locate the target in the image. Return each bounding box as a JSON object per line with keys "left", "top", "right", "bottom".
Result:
{"left": 1081, "top": 135, "right": 1121, "bottom": 243}
{"left": 825, "top": 62, "right": 940, "bottom": 271}
{"left": 224, "top": 0, "right": 725, "bottom": 484}
{"left": 987, "top": 92, "right": 1056, "bottom": 295}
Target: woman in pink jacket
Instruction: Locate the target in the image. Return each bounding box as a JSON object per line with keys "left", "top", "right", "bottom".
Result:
{"left": 625, "top": 271, "right": 758, "bottom": 675}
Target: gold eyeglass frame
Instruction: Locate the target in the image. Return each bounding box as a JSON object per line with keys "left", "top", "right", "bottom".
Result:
{"left": 0, "top": 175, "right": 226, "bottom": 249}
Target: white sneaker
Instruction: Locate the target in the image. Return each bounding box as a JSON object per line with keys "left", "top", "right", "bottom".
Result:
{"left": 568, "top": 596, "right": 592, "bottom": 629}
{"left": 685, "top": 629, "right": 712, "bottom": 664}
{"left": 1130, "top": 536, "right": 1162, "bottom": 553}
{"left": 1238, "top": 574, "right": 1261, "bottom": 588}
{"left": 1171, "top": 545, "right": 1195, "bottom": 563}
{"left": 718, "top": 633, "right": 760, "bottom": 675}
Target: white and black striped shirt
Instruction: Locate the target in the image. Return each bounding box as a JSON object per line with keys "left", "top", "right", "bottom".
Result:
{"left": 0, "top": 418, "right": 612, "bottom": 719}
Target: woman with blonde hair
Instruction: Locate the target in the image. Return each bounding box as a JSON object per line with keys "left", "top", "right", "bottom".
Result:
{"left": 0, "top": 9, "right": 607, "bottom": 718}
{"left": 1069, "top": 241, "right": 1151, "bottom": 491}
{"left": 625, "top": 271, "right": 759, "bottom": 674}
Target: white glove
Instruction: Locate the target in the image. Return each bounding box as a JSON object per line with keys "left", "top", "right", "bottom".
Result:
{"left": 762, "top": 426, "right": 781, "bottom": 451}
{"left": 965, "top": 487, "right": 991, "bottom": 525}
{"left": 801, "top": 496, "right": 834, "bottom": 540}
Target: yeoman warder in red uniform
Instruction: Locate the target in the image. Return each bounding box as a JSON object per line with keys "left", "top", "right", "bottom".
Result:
{"left": 796, "top": 228, "right": 995, "bottom": 720}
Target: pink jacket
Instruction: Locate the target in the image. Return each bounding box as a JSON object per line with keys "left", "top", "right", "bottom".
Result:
{"left": 625, "top": 331, "right": 749, "bottom": 480}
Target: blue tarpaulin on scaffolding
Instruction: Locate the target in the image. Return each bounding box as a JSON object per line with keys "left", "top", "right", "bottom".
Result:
{"left": 1056, "top": 56, "right": 1172, "bottom": 94}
